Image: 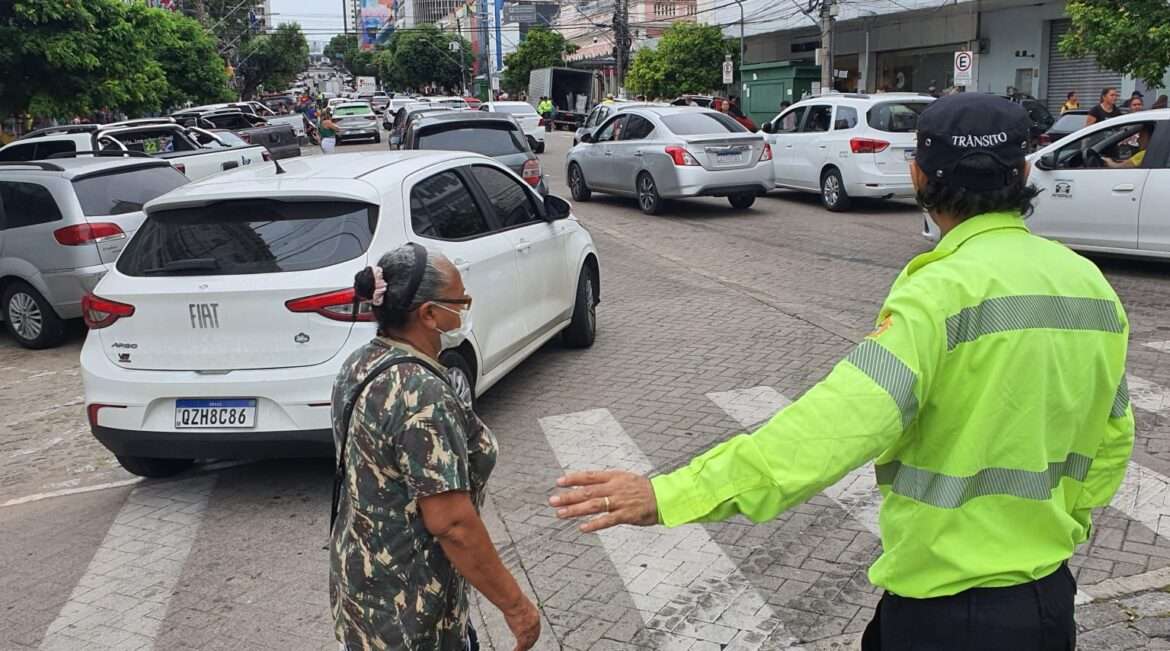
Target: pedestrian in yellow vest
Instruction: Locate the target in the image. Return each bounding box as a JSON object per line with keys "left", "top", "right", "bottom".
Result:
{"left": 549, "top": 94, "right": 1134, "bottom": 650}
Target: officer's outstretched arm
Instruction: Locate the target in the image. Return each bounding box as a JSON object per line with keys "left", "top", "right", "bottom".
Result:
{"left": 651, "top": 287, "right": 944, "bottom": 526}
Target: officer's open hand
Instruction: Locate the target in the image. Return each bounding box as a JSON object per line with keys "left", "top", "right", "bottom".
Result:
{"left": 549, "top": 470, "right": 659, "bottom": 533}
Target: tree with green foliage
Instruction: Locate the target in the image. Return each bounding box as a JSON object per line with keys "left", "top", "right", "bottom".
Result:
{"left": 0, "top": 0, "right": 231, "bottom": 119}
{"left": 626, "top": 23, "right": 738, "bottom": 99}
{"left": 236, "top": 23, "right": 309, "bottom": 99}
{"left": 324, "top": 33, "right": 376, "bottom": 76}
{"left": 380, "top": 25, "right": 471, "bottom": 92}
{"left": 501, "top": 28, "right": 578, "bottom": 95}
{"left": 1061, "top": 0, "right": 1170, "bottom": 88}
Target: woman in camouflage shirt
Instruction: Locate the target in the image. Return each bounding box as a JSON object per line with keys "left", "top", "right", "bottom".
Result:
{"left": 331, "top": 243, "right": 540, "bottom": 650}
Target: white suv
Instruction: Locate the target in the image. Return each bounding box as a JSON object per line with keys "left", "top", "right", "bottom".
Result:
{"left": 760, "top": 93, "right": 934, "bottom": 211}
{"left": 82, "top": 152, "right": 600, "bottom": 477}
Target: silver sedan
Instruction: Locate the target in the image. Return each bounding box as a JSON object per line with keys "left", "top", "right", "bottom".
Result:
{"left": 565, "top": 106, "right": 774, "bottom": 214}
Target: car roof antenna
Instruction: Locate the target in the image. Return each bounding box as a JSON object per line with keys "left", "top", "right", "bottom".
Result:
{"left": 272, "top": 158, "right": 287, "bottom": 175}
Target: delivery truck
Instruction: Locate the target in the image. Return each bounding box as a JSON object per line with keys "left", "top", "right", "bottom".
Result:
{"left": 528, "top": 67, "right": 595, "bottom": 130}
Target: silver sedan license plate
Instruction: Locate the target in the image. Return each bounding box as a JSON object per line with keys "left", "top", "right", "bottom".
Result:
{"left": 175, "top": 399, "right": 257, "bottom": 429}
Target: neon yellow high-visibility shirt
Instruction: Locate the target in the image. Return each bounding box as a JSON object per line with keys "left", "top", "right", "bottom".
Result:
{"left": 651, "top": 212, "right": 1134, "bottom": 598}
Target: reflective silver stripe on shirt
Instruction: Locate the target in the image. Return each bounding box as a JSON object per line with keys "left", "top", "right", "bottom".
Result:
{"left": 945, "top": 295, "right": 1124, "bottom": 351}
{"left": 845, "top": 340, "right": 918, "bottom": 429}
{"left": 874, "top": 452, "right": 1093, "bottom": 509}
{"left": 1111, "top": 376, "right": 1130, "bottom": 419}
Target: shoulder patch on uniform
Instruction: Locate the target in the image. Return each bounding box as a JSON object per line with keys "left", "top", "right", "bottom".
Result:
{"left": 869, "top": 315, "right": 893, "bottom": 339}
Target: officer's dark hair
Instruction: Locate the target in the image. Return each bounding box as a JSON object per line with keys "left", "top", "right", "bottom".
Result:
{"left": 353, "top": 244, "right": 449, "bottom": 335}
{"left": 916, "top": 155, "right": 1042, "bottom": 222}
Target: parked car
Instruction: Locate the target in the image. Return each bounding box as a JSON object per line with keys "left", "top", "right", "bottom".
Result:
{"left": 401, "top": 112, "right": 548, "bottom": 195}
{"left": 1001, "top": 94, "right": 1056, "bottom": 148}
{"left": 567, "top": 106, "right": 773, "bottom": 214}
{"left": 0, "top": 123, "right": 271, "bottom": 181}
{"left": 171, "top": 108, "right": 300, "bottom": 160}
{"left": 426, "top": 96, "right": 472, "bottom": 111}
{"left": 670, "top": 95, "right": 716, "bottom": 108}
{"left": 463, "top": 97, "right": 483, "bottom": 110}
{"left": 923, "top": 110, "right": 1170, "bottom": 259}
{"left": 0, "top": 157, "right": 188, "bottom": 348}
{"left": 1039, "top": 109, "right": 1089, "bottom": 147}
{"left": 480, "top": 101, "right": 545, "bottom": 153}
{"left": 368, "top": 91, "right": 392, "bottom": 114}
{"left": 81, "top": 152, "right": 599, "bottom": 477}
{"left": 331, "top": 102, "right": 380, "bottom": 144}
{"left": 384, "top": 97, "right": 426, "bottom": 126}
{"left": 389, "top": 105, "right": 454, "bottom": 148}
{"left": 759, "top": 93, "right": 934, "bottom": 211}
{"left": 575, "top": 102, "right": 662, "bottom": 146}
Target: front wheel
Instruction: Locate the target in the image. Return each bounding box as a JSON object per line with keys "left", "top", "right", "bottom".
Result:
{"left": 568, "top": 163, "right": 591, "bottom": 201}
{"left": 562, "top": 265, "right": 597, "bottom": 348}
{"left": 637, "top": 172, "right": 663, "bottom": 215}
{"left": 821, "top": 168, "right": 852, "bottom": 212}
{"left": 115, "top": 455, "right": 194, "bottom": 478}
{"left": 2, "top": 281, "right": 66, "bottom": 349}
{"left": 439, "top": 350, "right": 476, "bottom": 411}
{"left": 728, "top": 193, "right": 756, "bottom": 209}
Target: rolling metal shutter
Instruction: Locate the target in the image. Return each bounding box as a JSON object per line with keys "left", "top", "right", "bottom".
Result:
{"left": 1046, "top": 19, "right": 1122, "bottom": 114}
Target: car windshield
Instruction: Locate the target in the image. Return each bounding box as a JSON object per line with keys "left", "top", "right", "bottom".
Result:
{"left": 660, "top": 112, "right": 745, "bottom": 134}
{"left": 73, "top": 166, "right": 189, "bottom": 216}
{"left": 496, "top": 104, "right": 538, "bottom": 116}
{"left": 867, "top": 101, "right": 931, "bottom": 132}
{"left": 118, "top": 200, "right": 378, "bottom": 276}
{"left": 417, "top": 124, "right": 525, "bottom": 156}
{"left": 333, "top": 106, "right": 372, "bottom": 117}
{"left": 1051, "top": 113, "right": 1088, "bottom": 132}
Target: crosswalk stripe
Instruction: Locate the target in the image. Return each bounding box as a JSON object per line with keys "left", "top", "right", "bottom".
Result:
{"left": 38, "top": 476, "right": 216, "bottom": 650}
{"left": 539, "top": 409, "right": 804, "bottom": 650}
{"left": 1142, "top": 341, "right": 1170, "bottom": 354}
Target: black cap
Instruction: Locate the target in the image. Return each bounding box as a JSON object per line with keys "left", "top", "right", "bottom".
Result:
{"left": 915, "top": 94, "right": 1032, "bottom": 191}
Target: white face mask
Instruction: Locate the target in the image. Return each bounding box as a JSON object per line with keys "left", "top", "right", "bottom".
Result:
{"left": 431, "top": 303, "right": 472, "bottom": 350}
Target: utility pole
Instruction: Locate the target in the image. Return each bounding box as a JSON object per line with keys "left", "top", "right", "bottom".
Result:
{"left": 455, "top": 16, "right": 468, "bottom": 96}
{"left": 342, "top": 0, "right": 348, "bottom": 35}
{"left": 613, "top": 0, "right": 630, "bottom": 94}
{"left": 819, "top": 0, "right": 835, "bottom": 93}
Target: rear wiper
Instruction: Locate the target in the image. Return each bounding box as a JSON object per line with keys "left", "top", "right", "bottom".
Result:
{"left": 142, "top": 258, "right": 220, "bottom": 274}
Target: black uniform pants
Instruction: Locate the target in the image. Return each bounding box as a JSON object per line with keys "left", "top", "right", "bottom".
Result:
{"left": 861, "top": 564, "right": 1077, "bottom": 651}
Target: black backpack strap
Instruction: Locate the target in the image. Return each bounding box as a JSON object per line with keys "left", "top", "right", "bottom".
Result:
{"left": 330, "top": 355, "right": 450, "bottom": 534}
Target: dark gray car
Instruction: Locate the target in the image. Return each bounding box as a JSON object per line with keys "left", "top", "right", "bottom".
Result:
{"left": 401, "top": 112, "right": 548, "bottom": 195}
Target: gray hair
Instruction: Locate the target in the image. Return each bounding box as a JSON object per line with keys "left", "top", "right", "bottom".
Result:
{"left": 372, "top": 244, "right": 451, "bottom": 330}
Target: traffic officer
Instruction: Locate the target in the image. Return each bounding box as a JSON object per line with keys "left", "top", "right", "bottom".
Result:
{"left": 537, "top": 96, "right": 554, "bottom": 132}
{"left": 549, "top": 93, "right": 1134, "bottom": 649}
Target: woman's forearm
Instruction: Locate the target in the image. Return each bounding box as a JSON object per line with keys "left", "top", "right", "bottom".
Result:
{"left": 435, "top": 515, "right": 526, "bottom": 615}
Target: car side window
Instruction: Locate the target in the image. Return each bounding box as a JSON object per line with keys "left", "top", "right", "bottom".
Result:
{"left": 470, "top": 165, "right": 540, "bottom": 229}
{"left": 774, "top": 107, "right": 806, "bottom": 133}
{"left": 410, "top": 170, "right": 492, "bottom": 240}
{"left": 592, "top": 106, "right": 609, "bottom": 127}
{"left": 622, "top": 115, "right": 655, "bottom": 140}
{"left": 800, "top": 105, "right": 833, "bottom": 133}
{"left": 0, "top": 181, "right": 63, "bottom": 230}
{"left": 594, "top": 116, "right": 625, "bottom": 143}
{"left": 1053, "top": 121, "right": 1158, "bottom": 170}
{"left": 833, "top": 106, "right": 859, "bottom": 131}
{"left": 0, "top": 143, "right": 37, "bottom": 161}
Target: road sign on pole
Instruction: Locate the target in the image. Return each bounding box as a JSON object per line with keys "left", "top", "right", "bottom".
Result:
{"left": 722, "top": 57, "right": 734, "bottom": 85}
{"left": 954, "top": 50, "right": 975, "bottom": 87}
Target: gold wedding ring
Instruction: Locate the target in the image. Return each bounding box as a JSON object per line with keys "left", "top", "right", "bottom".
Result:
{"left": 603, "top": 496, "right": 611, "bottom": 513}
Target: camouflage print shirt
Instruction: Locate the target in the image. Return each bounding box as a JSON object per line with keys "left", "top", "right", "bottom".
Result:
{"left": 330, "top": 338, "right": 497, "bottom": 651}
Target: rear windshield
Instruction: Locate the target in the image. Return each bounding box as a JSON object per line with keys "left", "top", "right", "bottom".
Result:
{"left": 73, "top": 166, "right": 189, "bottom": 216}
{"left": 867, "top": 101, "right": 931, "bottom": 132}
{"left": 1051, "top": 113, "right": 1087, "bottom": 132}
{"left": 417, "top": 124, "right": 525, "bottom": 156}
{"left": 117, "top": 200, "right": 377, "bottom": 276}
{"left": 661, "top": 112, "right": 746, "bottom": 134}
{"left": 496, "top": 104, "right": 538, "bottom": 115}
{"left": 334, "top": 106, "right": 372, "bottom": 117}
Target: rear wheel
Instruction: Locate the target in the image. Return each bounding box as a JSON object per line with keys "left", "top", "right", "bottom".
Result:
{"left": 562, "top": 265, "right": 598, "bottom": 348}
{"left": 2, "top": 281, "right": 65, "bottom": 349}
{"left": 820, "top": 168, "right": 852, "bottom": 212}
{"left": 637, "top": 172, "right": 663, "bottom": 215}
{"left": 728, "top": 193, "right": 756, "bottom": 209}
{"left": 115, "top": 455, "right": 194, "bottom": 478}
{"left": 439, "top": 350, "right": 476, "bottom": 410}
{"left": 568, "top": 163, "right": 591, "bottom": 201}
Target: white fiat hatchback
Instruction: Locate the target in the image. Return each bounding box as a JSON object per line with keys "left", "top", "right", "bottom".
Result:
{"left": 82, "top": 152, "right": 600, "bottom": 477}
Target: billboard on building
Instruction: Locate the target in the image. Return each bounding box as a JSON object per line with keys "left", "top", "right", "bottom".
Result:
{"left": 360, "top": 0, "right": 393, "bottom": 50}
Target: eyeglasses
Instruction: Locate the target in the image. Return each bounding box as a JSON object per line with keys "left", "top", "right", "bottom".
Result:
{"left": 432, "top": 296, "right": 472, "bottom": 309}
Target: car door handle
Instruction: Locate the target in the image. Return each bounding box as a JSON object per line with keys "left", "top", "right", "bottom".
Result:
{"left": 222, "top": 161, "right": 239, "bottom": 170}
{"left": 633, "top": 151, "right": 643, "bottom": 157}
{"left": 1113, "top": 184, "right": 1136, "bottom": 193}
{"left": 818, "top": 145, "right": 828, "bottom": 149}
{"left": 514, "top": 240, "right": 531, "bottom": 253}
{"left": 452, "top": 257, "right": 471, "bottom": 273}
{"left": 604, "top": 151, "right": 613, "bottom": 156}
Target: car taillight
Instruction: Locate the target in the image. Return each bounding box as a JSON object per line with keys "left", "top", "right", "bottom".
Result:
{"left": 239, "top": 133, "right": 252, "bottom": 143}
{"left": 174, "top": 163, "right": 187, "bottom": 175}
{"left": 538, "top": 117, "right": 547, "bottom": 126}
{"left": 285, "top": 288, "right": 373, "bottom": 322}
{"left": 54, "top": 223, "right": 125, "bottom": 246}
{"left": 87, "top": 403, "right": 125, "bottom": 428}
{"left": 521, "top": 159, "right": 542, "bottom": 186}
{"left": 82, "top": 293, "right": 135, "bottom": 329}
{"left": 262, "top": 150, "right": 272, "bottom": 161}
{"left": 849, "top": 137, "right": 890, "bottom": 154}
{"left": 759, "top": 143, "right": 773, "bottom": 162}
{"left": 665, "top": 145, "right": 699, "bottom": 166}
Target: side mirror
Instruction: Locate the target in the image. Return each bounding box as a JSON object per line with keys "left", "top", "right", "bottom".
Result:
{"left": 543, "top": 194, "right": 572, "bottom": 220}
{"left": 761, "top": 121, "right": 775, "bottom": 134}
{"left": 579, "top": 132, "right": 593, "bottom": 144}
{"left": 1036, "top": 151, "right": 1057, "bottom": 171}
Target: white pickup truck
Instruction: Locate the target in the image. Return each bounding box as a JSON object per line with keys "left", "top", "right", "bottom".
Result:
{"left": 0, "top": 122, "right": 269, "bottom": 181}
